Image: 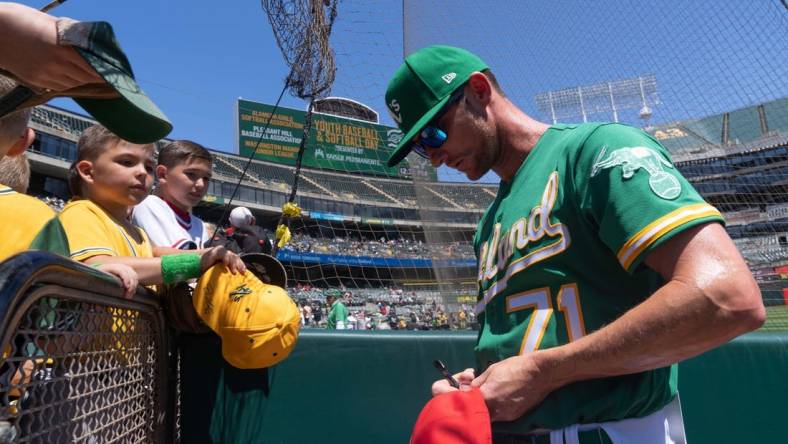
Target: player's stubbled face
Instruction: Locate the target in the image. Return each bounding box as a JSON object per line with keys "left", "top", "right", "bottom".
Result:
{"left": 160, "top": 158, "right": 212, "bottom": 211}
{"left": 427, "top": 93, "right": 497, "bottom": 181}
{"left": 90, "top": 142, "right": 154, "bottom": 207}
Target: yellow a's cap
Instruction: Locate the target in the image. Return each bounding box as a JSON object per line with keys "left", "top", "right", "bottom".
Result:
{"left": 192, "top": 264, "right": 300, "bottom": 369}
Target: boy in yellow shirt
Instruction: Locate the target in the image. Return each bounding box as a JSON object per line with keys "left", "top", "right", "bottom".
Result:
{"left": 60, "top": 124, "right": 245, "bottom": 286}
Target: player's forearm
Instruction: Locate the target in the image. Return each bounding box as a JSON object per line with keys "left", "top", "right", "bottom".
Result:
{"left": 84, "top": 255, "right": 163, "bottom": 285}
{"left": 535, "top": 276, "right": 765, "bottom": 390}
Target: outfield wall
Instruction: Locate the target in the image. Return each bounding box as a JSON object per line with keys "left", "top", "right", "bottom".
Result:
{"left": 181, "top": 330, "right": 787, "bottom": 444}
{"left": 0, "top": 253, "right": 785, "bottom": 443}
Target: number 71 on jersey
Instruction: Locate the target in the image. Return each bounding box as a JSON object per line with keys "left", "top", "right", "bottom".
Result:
{"left": 506, "top": 284, "right": 587, "bottom": 355}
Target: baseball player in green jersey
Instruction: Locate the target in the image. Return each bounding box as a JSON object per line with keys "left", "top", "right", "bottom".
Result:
{"left": 385, "top": 45, "right": 765, "bottom": 443}
{"left": 326, "top": 294, "right": 349, "bottom": 329}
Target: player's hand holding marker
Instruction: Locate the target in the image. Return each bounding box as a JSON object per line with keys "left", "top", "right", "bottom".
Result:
{"left": 431, "top": 367, "right": 476, "bottom": 395}
{"left": 470, "top": 353, "right": 556, "bottom": 422}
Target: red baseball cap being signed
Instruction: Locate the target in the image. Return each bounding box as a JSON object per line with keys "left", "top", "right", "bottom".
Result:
{"left": 410, "top": 388, "right": 492, "bottom": 444}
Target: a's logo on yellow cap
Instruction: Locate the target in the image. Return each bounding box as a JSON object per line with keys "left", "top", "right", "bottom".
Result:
{"left": 230, "top": 284, "right": 253, "bottom": 302}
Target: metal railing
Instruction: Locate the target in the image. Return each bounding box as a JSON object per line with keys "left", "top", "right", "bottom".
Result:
{"left": 0, "top": 253, "right": 170, "bottom": 443}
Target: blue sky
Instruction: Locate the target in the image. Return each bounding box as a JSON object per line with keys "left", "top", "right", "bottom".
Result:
{"left": 17, "top": 0, "right": 788, "bottom": 183}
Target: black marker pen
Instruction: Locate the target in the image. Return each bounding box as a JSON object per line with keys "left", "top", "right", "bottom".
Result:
{"left": 433, "top": 359, "right": 460, "bottom": 389}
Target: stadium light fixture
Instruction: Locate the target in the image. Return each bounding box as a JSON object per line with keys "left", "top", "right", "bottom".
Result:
{"left": 536, "top": 74, "right": 659, "bottom": 125}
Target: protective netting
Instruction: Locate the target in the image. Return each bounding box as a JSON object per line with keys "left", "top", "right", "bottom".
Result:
{"left": 227, "top": 0, "right": 788, "bottom": 331}
{"left": 261, "top": 0, "right": 339, "bottom": 100}
{"left": 21, "top": 1, "right": 788, "bottom": 332}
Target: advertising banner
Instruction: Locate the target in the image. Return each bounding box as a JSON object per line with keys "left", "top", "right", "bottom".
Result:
{"left": 237, "top": 99, "right": 412, "bottom": 178}
{"left": 277, "top": 250, "right": 476, "bottom": 269}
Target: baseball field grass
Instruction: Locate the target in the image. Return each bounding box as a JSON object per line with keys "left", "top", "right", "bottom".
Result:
{"left": 761, "top": 305, "right": 788, "bottom": 332}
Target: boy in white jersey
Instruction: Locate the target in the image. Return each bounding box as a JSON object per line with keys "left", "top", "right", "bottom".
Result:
{"left": 132, "top": 140, "right": 212, "bottom": 250}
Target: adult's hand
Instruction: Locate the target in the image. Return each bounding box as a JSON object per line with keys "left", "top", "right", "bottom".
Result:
{"left": 0, "top": 2, "right": 104, "bottom": 91}
{"left": 431, "top": 367, "right": 475, "bottom": 396}
{"left": 471, "top": 353, "right": 555, "bottom": 422}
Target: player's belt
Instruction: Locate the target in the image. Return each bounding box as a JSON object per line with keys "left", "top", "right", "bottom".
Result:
{"left": 492, "top": 427, "right": 613, "bottom": 444}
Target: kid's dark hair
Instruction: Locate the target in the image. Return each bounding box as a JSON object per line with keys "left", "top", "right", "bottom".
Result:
{"left": 157, "top": 140, "right": 212, "bottom": 168}
{"left": 68, "top": 124, "right": 153, "bottom": 196}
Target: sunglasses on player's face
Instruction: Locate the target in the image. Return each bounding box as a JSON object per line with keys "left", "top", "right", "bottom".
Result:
{"left": 411, "top": 86, "right": 465, "bottom": 159}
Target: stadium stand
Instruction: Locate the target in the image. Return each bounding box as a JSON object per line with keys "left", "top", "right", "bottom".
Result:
{"left": 372, "top": 180, "right": 418, "bottom": 206}
{"left": 428, "top": 182, "right": 494, "bottom": 209}
{"left": 305, "top": 169, "right": 397, "bottom": 203}
{"left": 19, "top": 95, "right": 788, "bottom": 327}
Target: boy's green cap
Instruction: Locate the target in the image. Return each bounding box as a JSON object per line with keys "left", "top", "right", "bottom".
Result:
{"left": 384, "top": 45, "right": 488, "bottom": 167}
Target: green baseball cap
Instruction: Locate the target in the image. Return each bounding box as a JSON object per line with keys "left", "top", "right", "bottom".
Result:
{"left": 0, "top": 18, "right": 172, "bottom": 144}
{"left": 385, "top": 45, "right": 488, "bottom": 167}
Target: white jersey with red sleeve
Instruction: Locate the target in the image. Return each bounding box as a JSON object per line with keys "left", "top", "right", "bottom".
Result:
{"left": 132, "top": 195, "right": 207, "bottom": 250}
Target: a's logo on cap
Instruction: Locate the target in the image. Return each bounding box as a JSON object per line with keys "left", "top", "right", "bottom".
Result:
{"left": 388, "top": 99, "right": 402, "bottom": 125}
{"left": 441, "top": 73, "right": 457, "bottom": 84}
{"left": 230, "top": 284, "right": 253, "bottom": 301}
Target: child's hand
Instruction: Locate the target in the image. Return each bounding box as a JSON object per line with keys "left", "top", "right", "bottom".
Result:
{"left": 96, "top": 263, "right": 139, "bottom": 299}
{"left": 221, "top": 250, "right": 246, "bottom": 275}
{"left": 200, "top": 246, "right": 247, "bottom": 275}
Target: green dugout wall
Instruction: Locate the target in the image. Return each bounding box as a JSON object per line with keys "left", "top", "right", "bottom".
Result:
{"left": 179, "top": 331, "right": 787, "bottom": 444}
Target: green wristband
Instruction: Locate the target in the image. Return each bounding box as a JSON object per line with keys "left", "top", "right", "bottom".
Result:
{"left": 161, "top": 253, "right": 202, "bottom": 285}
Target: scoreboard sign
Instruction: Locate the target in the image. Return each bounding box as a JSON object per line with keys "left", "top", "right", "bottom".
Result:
{"left": 237, "top": 99, "right": 411, "bottom": 178}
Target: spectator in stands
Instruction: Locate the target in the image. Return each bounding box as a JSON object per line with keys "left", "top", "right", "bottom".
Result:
{"left": 132, "top": 140, "right": 212, "bottom": 251}
{"left": 346, "top": 311, "right": 357, "bottom": 330}
{"left": 325, "top": 294, "right": 348, "bottom": 330}
{"left": 0, "top": 3, "right": 172, "bottom": 144}
{"left": 0, "top": 152, "right": 29, "bottom": 193}
{"left": 300, "top": 300, "right": 313, "bottom": 327}
{"left": 312, "top": 300, "right": 323, "bottom": 326}
{"left": 203, "top": 222, "right": 217, "bottom": 240}
{"left": 226, "top": 206, "right": 274, "bottom": 255}
{"left": 60, "top": 124, "right": 244, "bottom": 287}
{"left": 458, "top": 307, "right": 468, "bottom": 330}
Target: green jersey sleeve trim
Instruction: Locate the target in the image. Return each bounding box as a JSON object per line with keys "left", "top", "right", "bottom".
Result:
{"left": 617, "top": 203, "right": 723, "bottom": 271}
{"left": 70, "top": 246, "right": 117, "bottom": 261}
{"left": 28, "top": 217, "right": 70, "bottom": 257}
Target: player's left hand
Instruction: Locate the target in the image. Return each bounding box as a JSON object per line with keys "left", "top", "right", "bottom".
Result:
{"left": 471, "top": 353, "right": 555, "bottom": 422}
